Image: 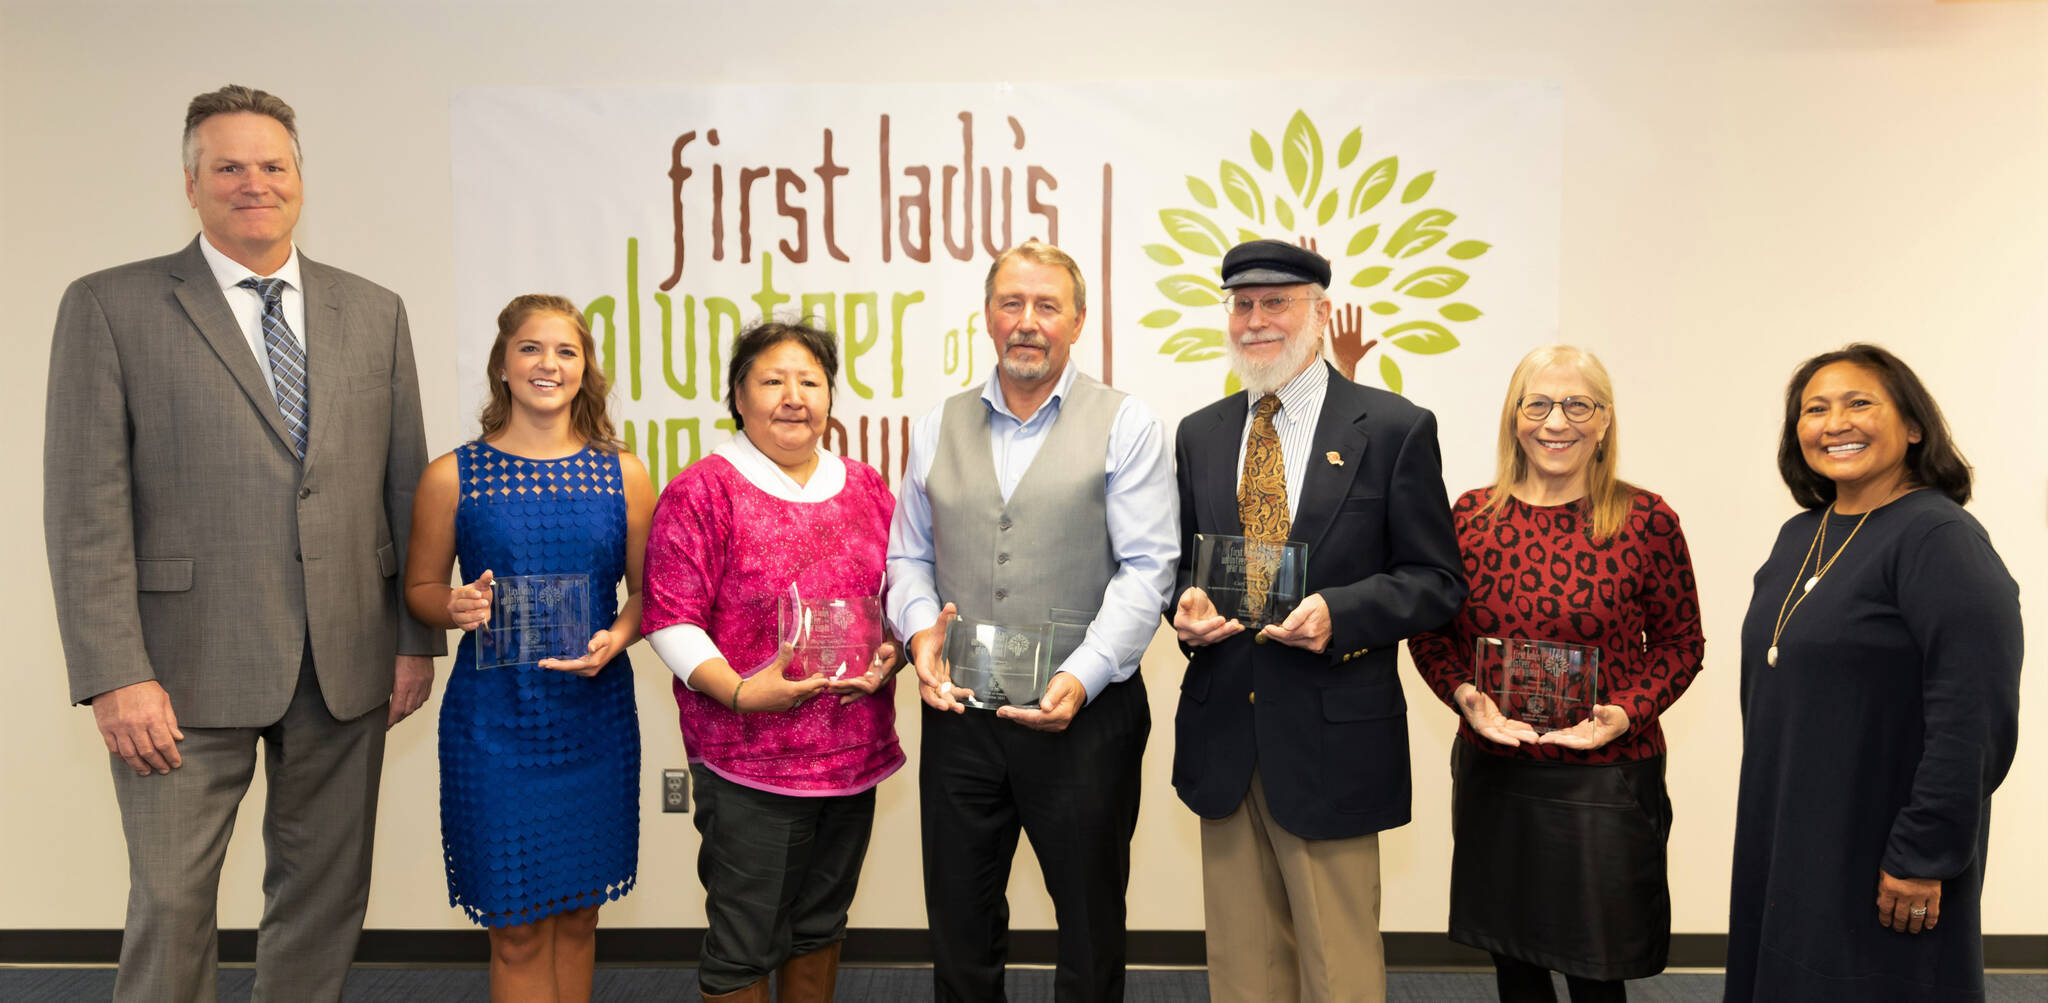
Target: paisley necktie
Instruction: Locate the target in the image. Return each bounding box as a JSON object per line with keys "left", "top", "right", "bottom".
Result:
{"left": 1236, "top": 394, "right": 1288, "bottom": 621}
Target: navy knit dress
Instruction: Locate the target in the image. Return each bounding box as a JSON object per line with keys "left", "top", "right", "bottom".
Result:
{"left": 1728, "top": 490, "right": 2021, "bottom": 1002}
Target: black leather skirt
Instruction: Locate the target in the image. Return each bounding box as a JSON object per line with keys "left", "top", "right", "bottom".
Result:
{"left": 1448, "top": 742, "right": 1673, "bottom": 981}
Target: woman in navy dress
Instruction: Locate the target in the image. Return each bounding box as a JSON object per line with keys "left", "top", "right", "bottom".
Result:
{"left": 1726, "top": 344, "right": 2020, "bottom": 1002}
{"left": 406, "top": 294, "right": 656, "bottom": 1002}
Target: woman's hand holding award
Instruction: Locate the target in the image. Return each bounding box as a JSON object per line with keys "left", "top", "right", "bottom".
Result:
{"left": 476, "top": 573, "right": 593, "bottom": 670}
{"left": 1470, "top": 636, "right": 1601, "bottom": 734}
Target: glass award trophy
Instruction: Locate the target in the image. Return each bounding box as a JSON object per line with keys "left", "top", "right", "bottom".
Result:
{"left": 1192, "top": 533, "right": 1309, "bottom": 628}
{"left": 1472, "top": 637, "right": 1601, "bottom": 733}
{"left": 942, "top": 615, "right": 1053, "bottom": 710}
{"left": 777, "top": 590, "right": 884, "bottom": 681}
{"left": 1044, "top": 607, "right": 1096, "bottom": 671}
{"left": 476, "top": 573, "right": 593, "bottom": 669}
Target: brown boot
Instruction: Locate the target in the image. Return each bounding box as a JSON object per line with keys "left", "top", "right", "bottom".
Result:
{"left": 702, "top": 978, "right": 769, "bottom": 1002}
{"left": 774, "top": 942, "right": 842, "bottom": 1003}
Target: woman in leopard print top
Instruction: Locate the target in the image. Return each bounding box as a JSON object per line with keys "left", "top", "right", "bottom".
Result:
{"left": 1410, "top": 345, "right": 1704, "bottom": 1002}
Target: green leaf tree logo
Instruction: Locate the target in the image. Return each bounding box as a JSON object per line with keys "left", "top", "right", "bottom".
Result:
{"left": 1141, "top": 110, "right": 1491, "bottom": 394}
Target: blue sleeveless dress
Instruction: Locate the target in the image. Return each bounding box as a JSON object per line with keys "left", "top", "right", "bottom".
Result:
{"left": 439, "top": 440, "right": 640, "bottom": 927}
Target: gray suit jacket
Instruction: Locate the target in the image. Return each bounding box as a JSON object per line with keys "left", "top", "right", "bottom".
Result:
{"left": 45, "top": 236, "right": 442, "bottom": 727}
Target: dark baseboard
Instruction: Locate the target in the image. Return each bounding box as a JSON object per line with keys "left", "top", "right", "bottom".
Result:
{"left": 2, "top": 929, "right": 2043, "bottom": 970}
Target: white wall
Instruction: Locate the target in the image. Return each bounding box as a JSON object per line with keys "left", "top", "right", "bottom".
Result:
{"left": 4, "top": 0, "right": 2042, "bottom": 939}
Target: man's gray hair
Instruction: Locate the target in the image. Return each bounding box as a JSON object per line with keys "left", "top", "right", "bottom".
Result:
{"left": 182, "top": 85, "right": 301, "bottom": 175}
{"left": 983, "top": 239, "right": 1087, "bottom": 314}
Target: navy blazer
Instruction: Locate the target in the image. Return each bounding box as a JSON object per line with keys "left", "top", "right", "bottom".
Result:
{"left": 1170, "top": 363, "right": 1465, "bottom": 840}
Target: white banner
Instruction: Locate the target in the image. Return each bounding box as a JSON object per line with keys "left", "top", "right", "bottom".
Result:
{"left": 451, "top": 82, "right": 1560, "bottom": 490}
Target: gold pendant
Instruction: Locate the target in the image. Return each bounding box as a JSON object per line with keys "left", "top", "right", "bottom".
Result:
{"left": 1767, "top": 645, "right": 1779, "bottom": 667}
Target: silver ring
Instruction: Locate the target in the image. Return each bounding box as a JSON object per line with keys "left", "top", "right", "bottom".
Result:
{"left": 1909, "top": 907, "right": 1928, "bottom": 916}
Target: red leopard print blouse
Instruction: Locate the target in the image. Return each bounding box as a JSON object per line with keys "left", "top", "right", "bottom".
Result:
{"left": 1410, "top": 487, "right": 1705, "bottom": 764}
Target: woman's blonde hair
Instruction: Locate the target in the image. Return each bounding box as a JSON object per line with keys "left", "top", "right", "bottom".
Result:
{"left": 478, "top": 294, "right": 622, "bottom": 451}
{"left": 1477, "top": 344, "right": 1635, "bottom": 541}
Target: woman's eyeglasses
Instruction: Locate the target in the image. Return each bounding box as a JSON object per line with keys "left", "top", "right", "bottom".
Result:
{"left": 1518, "top": 396, "right": 1605, "bottom": 423}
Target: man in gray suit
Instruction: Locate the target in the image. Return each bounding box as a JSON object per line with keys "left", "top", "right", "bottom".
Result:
{"left": 43, "top": 85, "right": 441, "bottom": 1002}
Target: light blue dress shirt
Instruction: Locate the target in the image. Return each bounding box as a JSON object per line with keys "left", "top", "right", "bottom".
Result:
{"left": 886, "top": 363, "right": 1179, "bottom": 702}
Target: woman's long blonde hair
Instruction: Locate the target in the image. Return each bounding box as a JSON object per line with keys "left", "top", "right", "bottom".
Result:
{"left": 1476, "top": 344, "right": 1635, "bottom": 541}
{"left": 478, "top": 294, "right": 623, "bottom": 451}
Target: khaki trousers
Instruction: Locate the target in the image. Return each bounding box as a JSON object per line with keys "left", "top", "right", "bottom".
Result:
{"left": 1200, "top": 770, "right": 1386, "bottom": 1003}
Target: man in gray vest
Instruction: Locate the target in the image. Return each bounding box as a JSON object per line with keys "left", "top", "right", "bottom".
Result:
{"left": 887, "top": 239, "right": 1178, "bottom": 1002}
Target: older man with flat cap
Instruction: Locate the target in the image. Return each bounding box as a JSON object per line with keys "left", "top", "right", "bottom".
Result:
{"left": 1168, "top": 239, "right": 1464, "bottom": 1002}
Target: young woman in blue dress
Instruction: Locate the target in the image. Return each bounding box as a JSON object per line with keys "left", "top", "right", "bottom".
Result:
{"left": 405, "top": 294, "right": 656, "bottom": 1003}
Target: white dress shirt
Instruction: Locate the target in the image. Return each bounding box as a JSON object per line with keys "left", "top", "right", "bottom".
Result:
{"left": 197, "top": 235, "right": 307, "bottom": 406}
{"left": 885, "top": 363, "right": 1179, "bottom": 702}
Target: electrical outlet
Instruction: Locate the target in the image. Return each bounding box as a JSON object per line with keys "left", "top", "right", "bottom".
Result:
{"left": 662, "top": 768, "right": 690, "bottom": 813}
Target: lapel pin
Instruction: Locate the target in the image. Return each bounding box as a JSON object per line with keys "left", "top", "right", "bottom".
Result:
{"left": 1325, "top": 451, "right": 1344, "bottom": 467}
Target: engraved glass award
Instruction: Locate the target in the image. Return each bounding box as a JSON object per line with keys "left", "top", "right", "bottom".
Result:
{"left": 1192, "top": 533, "right": 1309, "bottom": 628}
{"left": 1472, "top": 637, "right": 1601, "bottom": 734}
{"left": 777, "top": 590, "right": 884, "bottom": 681}
{"left": 476, "top": 573, "right": 592, "bottom": 669}
{"left": 942, "top": 615, "right": 1053, "bottom": 710}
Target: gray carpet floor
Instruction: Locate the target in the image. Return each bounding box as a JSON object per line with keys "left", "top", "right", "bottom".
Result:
{"left": 1, "top": 967, "right": 2044, "bottom": 1001}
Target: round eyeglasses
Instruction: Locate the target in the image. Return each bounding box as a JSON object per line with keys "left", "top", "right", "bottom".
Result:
{"left": 1519, "top": 395, "right": 1605, "bottom": 423}
{"left": 1224, "top": 294, "right": 1320, "bottom": 317}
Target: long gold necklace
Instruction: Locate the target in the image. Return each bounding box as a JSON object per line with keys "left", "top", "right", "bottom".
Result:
{"left": 1767, "top": 504, "right": 1874, "bottom": 667}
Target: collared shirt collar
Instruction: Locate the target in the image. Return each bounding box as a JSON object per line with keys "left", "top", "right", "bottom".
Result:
{"left": 980, "top": 361, "right": 1079, "bottom": 427}
{"left": 1265, "top": 358, "right": 1329, "bottom": 422}
{"left": 197, "top": 235, "right": 302, "bottom": 296}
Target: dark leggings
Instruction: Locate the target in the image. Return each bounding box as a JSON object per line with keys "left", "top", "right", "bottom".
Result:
{"left": 1492, "top": 953, "right": 1627, "bottom": 1003}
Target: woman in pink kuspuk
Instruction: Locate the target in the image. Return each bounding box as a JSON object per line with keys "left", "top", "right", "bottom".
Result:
{"left": 640, "top": 318, "right": 905, "bottom": 1003}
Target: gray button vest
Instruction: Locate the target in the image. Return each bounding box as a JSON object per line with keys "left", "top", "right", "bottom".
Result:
{"left": 929, "top": 372, "right": 1123, "bottom": 664}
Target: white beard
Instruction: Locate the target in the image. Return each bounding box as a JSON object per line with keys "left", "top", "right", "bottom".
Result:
{"left": 1227, "top": 317, "right": 1325, "bottom": 397}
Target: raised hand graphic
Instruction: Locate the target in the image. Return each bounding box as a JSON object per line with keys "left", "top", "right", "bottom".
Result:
{"left": 1328, "top": 303, "right": 1373, "bottom": 381}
